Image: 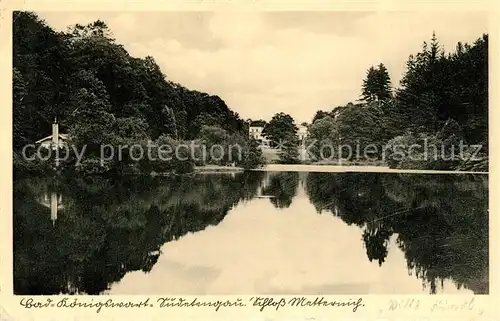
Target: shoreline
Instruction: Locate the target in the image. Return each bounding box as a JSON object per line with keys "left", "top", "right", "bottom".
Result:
{"left": 193, "top": 165, "right": 245, "bottom": 173}
{"left": 251, "top": 164, "right": 488, "bottom": 174}
{"left": 193, "top": 164, "right": 488, "bottom": 175}
{"left": 13, "top": 163, "right": 488, "bottom": 176}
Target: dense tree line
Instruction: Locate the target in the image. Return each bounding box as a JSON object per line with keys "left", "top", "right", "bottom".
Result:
{"left": 248, "top": 119, "right": 267, "bottom": 127}
{"left": 13, "top": 12, "right": 264, "bottom": 174}
{"left": 307, "top": 32, "right": 488, "bottom": 171}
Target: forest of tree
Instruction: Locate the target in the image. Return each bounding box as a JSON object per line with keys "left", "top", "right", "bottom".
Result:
{"left": 13, "top": 12, "right": 488, "bottom": 172}
{"left": 307, "top": 32, "right": 488, "bottom": 171}
{"left": 13, "top": 12, "right": 264, "bottom": 174}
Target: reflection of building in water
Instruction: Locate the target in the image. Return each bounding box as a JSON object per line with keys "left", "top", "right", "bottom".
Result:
{"left": 333, "top": 203, "right": 339, "bottom": 216}
{"left": 298, "top": 172, "right": 308, "bottom": 189}
{"left": 257, "top": 172, "right": 272, "bottom": 196}
{"left": 35, "top": 118, "right": 70, "bottom": 150}
{"left": 38, "top": 192, "right": 64, "bottom": 226}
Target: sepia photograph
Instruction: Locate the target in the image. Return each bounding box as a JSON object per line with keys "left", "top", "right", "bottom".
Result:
{"left": 12, "top": 10, "right": 489, "bottom": 296}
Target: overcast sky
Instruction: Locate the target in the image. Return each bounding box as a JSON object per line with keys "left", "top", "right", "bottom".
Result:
{"left": 38, "top": 11, "right": 488, "bottom": 124}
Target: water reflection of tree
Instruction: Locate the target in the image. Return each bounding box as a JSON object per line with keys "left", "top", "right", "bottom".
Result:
{"left": 262, "top": 172, "right": 300, "bottom": 209}
{"left": 305, "top": 172, "right": 489, "bottom": 294}
{"left": 13, "top": 171, "right": 265, "bottom": 295}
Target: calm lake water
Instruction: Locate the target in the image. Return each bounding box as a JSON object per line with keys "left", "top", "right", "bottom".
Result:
{"left": 13, "top": 171, "right": 489, "bottom": 295}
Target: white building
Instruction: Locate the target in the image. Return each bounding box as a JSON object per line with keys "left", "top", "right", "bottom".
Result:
{"left": 249, "top": 126, "right": 270, "bottom": 146}
{"left": 38, "top": 192, "right": 64, "bottom": 226}
{"left": 297, "top": 125, "right": 308, "bottom": 143}
{"left": 249, "top": 126, "right": 264, "bottom": 140}
{"left": 35, "top": 119, "right": 69, "bottom": 150}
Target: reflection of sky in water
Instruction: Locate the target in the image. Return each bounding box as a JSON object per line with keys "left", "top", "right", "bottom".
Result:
{"left": 108, "top": 187, "right": 471, "bottom": 295}
{"left": 15, "top": 172, "right": 487, "bottom": 295}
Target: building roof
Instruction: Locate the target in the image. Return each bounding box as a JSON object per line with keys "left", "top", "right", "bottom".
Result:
{"left": 35, "top": 133, "right": 70, "bottom": 144}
